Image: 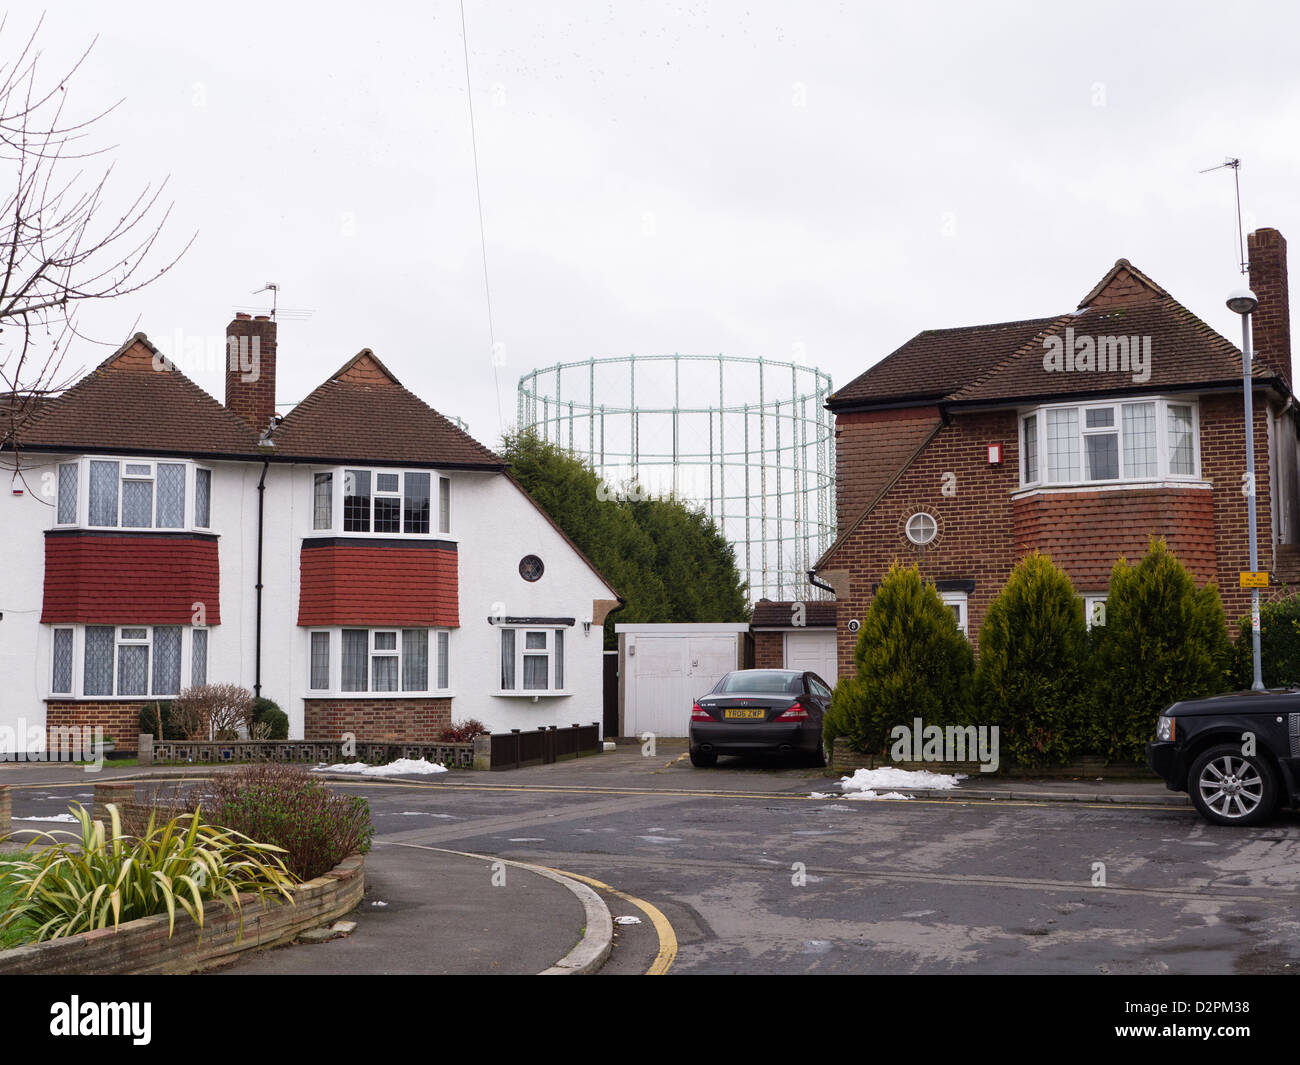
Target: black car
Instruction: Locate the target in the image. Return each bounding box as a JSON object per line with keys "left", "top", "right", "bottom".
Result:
{"left": 1147, "top": 688, "right": 1300, "bottom": 825}
{"left": 689, "top": 668, "right": 832, "bottom": 768}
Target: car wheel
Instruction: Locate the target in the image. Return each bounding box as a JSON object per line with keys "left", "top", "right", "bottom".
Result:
{"left": 808, "top": 737, "right": 828, "bottom": 768}
{"left": 690, "top": 749, "right": 717, "bottom": 768}
{"left": 1188, "top": 744, "right": 1277, "bottom": 827}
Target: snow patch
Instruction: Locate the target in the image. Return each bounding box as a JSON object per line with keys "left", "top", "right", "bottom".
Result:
{"left": 12, "top": 813, "right": 78, "bottom": 823}
{"left": 316, "top": 758, "right": 448, "bottom": 777}
{"left": 839, "top": 767, "right": 963, "bottom": 792}
{"left": 843, "top": 790, "right": 913, "bottom": 801}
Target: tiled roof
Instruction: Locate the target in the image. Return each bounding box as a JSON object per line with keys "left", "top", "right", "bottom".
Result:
{"left": 269, "top": 350, "right": 504, "bottom": 468}
{"left": 751, "top": 599, "right": 836, "bottom": 627}
{"left": 11, "top": 335, "right": 262, "bottom": 457}
{"left": 951, "top": 295, "right": 1268, "bottom": 405}
{"left": 829, "top": 317, "right": 1059, "bottom": 410}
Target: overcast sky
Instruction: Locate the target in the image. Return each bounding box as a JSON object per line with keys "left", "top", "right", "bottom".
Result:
{"left": 22, "top": 0, "right": 1300, "bottom": 447}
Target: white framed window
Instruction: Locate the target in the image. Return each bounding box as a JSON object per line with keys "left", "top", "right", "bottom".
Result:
{"left": 498, "top": 627, "right": 568, "bottom": 694}
{"left": 74, "top": 457, "right": 210, "bottom": 530}
{"left": 940, "top": 592, "right": 968, "bottom": 636}
{"left": 318, "top": 627, "right": 449, "bottom": 695}
{"left": 1083, "top": 594, "right": 1107, "bottom": 630}
{"left": 329, "top": 467, "right": 444, "bottom": 537}
{"left": 51, "top": 628, "right": 74, "bottom": 695}
{"left": 905, "top": 512, "right": 938, "bottom": 546}
{"left": 69, "top": 624, "right": 199, "bottom": 699}
{"left": 1019, "top": 398, "right": 1201, "bottom": 489}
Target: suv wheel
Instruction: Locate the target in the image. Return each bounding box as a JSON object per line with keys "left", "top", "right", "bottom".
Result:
{"left": 1189, "top": 745, "right": 1277, "bottom": 827}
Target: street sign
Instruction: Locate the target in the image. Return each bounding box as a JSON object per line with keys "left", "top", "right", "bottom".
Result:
{"left": 1240, "top": 571, "right": 1270, "bottom": 588}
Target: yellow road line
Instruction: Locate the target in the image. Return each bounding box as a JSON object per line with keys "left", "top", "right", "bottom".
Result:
{"left": 540, "top": 868, "right": 677, "bottom": 975}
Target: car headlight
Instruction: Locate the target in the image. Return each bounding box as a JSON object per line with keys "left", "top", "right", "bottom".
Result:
{"left": 1156, "top": 716, "right": 1175, "bottom": 742}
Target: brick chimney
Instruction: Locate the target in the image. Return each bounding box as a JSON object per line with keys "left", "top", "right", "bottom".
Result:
{"left": 1247, "top": 228, "right": 1292, "bottom": 391}
{"left": 225, "top": 313, "right": 277, "bottom": 434}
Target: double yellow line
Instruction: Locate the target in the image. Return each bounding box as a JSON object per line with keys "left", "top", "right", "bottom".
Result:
{"left": 541, "top": 867, "right": 677, "bottom": 975}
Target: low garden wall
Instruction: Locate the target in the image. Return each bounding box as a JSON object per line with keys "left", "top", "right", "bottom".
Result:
{"left": 0, "top": 852, "right": 364, "bottom": 975}
{"left": 830, "top": 744, "right": 1154, "bottom": 778}
{"left": 140, "top": 735, "right": 475, "bottom": 768}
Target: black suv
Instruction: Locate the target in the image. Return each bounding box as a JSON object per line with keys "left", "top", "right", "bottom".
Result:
{"left": 1147, "top": 688, "right": 1300, "bottom": 825}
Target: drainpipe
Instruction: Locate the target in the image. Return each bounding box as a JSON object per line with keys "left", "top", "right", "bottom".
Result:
{"left": 254, "top": 459, "right": 269, "bottom": 699}
{"left": 808, "top": 569, "right": 836, "bottom": 596}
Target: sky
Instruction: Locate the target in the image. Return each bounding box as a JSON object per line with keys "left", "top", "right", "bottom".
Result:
{"left": 15, "top": 0, "right": 1300, "bottom": 450}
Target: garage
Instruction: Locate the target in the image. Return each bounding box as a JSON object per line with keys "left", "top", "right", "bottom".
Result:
{"left": 750, "top": 599, "right": 838, "bottom": 685}
{"left": 615, "top": 623, "right": 751, "bottom": 738}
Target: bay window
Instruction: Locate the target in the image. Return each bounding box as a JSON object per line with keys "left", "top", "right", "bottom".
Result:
{"left": 1020, "top": 399, "right": 1199, "bottom": 488}
{"left": 312, "top": 627, "right": 449, "bottom": 694}
{"left": 56, "top": 624, "right": 204, "bottom": 698}
{"left": 63, "top": 457, "right": 212, "bottom": 530}
{"left": 321, "top": 466, "right": 449, "bottom": 536}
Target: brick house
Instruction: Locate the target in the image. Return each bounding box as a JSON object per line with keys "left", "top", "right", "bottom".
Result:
{"left": 813, "top": 228, "right": 1300, "bottom": 683}
{"left": 1, "top": 314, "right": 619, "bottom": 754}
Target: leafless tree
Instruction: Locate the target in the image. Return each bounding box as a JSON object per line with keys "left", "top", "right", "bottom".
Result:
{"left": 0, "top": 14, "right": 191, "bottom": 476}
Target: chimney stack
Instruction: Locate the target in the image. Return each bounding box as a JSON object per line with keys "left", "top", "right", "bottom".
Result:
{"left": 225, "top": 313, "right": 278, "bottom": 434}
{"left": 1247, "top": 228, "right": 1292, "bottom": 391}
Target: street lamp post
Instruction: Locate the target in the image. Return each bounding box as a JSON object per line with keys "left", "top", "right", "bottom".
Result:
{"left": 1227, "top": 288, "right": 1265, "bottom": 691}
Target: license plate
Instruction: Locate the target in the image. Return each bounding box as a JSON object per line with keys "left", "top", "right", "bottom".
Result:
{"left": 723, "top": 709, "right": 765, "bottom": 720}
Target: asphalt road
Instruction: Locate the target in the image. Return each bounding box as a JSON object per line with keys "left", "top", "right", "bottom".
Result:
{"left": 338, "top": 753, "right": 1300, "bottom": 975}
{"left": 8, "top": 748, "right": 1299, "bottom": 974}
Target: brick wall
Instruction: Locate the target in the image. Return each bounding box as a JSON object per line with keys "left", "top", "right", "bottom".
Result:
{"left": 834, "top": 408, "right": 942, "bottom": 535}
{"left": 826, "top": 394, "right": 1286, "bottom": 681}
{"left": 303, "top": 698, "right": 452, "bottom": 742}
{"left": 46, "top": 701, "right": 144, "bottom": 752}
{"left": 754, "top": 631, "right": 784, "bottom": 669}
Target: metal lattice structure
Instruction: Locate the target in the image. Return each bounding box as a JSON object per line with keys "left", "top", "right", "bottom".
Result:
{"left": 517, "top": 354, "right": 835, "bottom": 603}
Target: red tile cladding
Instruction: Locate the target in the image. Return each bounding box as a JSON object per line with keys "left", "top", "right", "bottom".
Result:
{"left": 41, "top": 532, "right": 220, "bottom": 625}
{"left": 298, "top": 539, "right": 459, "bottom": 628}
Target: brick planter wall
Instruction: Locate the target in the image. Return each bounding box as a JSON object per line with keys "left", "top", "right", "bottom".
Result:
{"left": 303, "top": 698, "right": 452, "bottom": 742}
{"left": 0, "top": 854, "right": 365, "bottom": 975}
{"left": 45, "top": 701, "right": 144, "bottom": 753}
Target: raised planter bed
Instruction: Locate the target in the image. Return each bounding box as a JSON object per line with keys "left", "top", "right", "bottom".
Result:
{"left": 0, "top": 853, "right": 365, "bottom": 975}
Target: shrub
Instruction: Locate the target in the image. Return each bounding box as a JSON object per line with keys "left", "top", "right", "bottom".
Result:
{"left": 0, "top": 803, "right": 295, "bottom": 944}
{"left": 173, "top": 684, "right": 256, "bottom": 740}
{"left": 440, "top": 718, "right": 489, "bottom": 743}
{"left": 138, "top": 700, "right": 178, "bottom": 740}
{"left": 975, "top": 552, "right": 1087, "bottom": 767}
{"left": 1231, "top": 590, "right": 1300, "bottom": 688}
{"left": 1088, "top": 538, "right": 1231, "bottom": 761}
{"left": 194, "top": 765, "right": 373, "bottom": 882}
{"left": 830, "top": 561, "right": 975, "bottom": 755}
{"left": 251, "top": 697, "right": 290, "bottom": 740}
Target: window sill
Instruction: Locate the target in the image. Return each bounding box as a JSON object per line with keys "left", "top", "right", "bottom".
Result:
{"left": 46, "top": 695, "right": 176, "bottom": 702}
{"left": 304, "top": 691, "right": 456, "bottom": 699}
{"left": 494, "top": 690, "right": 573, "bottom": 698}
{"left": 1012, "top": 479, "right": 1211, "bottom": 499}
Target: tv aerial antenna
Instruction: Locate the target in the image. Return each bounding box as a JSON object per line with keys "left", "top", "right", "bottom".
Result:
{"left": 238, "top": 283, "right": 315, "bottom": 322}
{"left": 1199, "top": 157, "right": 1247, "bottom": 275}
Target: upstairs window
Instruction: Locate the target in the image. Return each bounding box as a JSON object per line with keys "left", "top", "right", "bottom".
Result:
{"left": 328, "top": 467, "right": 449, "bottom": 537}
{"left": 76, "top": 458, "right": 207, "bottom": 530}
{"left": 1020, "top": 399, "right": 1199, "bottom": 489}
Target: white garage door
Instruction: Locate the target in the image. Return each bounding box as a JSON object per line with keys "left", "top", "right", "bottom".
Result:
{"left": 627, "top": 636, "right": 737, "bottom": 738}
{"left": 784, "top": 630, "right": 838, "bottom": 686}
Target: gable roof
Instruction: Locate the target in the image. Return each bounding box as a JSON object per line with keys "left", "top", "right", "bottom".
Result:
{"left": 828, "top": 317, "right": 1059, "bottom": 411}
{"left": 9, "top": 334, "right": 262, "bottom": 457}
{"left": 269, "top": 350, "right": 504, "bottom": 468}
{"left": 830, "top": 258, "right": 1287, "bottom": 415}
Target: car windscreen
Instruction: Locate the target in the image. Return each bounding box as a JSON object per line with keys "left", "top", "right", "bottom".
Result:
{"left": 716, "top": 671, "right": 802, "bottom": 695}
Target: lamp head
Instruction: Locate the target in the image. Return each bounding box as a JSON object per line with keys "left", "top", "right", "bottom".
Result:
{"left": 1227, "top": 288, "right": 1259, "bottom": 315}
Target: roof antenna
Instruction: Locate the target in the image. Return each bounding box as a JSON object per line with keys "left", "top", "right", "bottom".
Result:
{"left": 251, "top": 282, "right": 279, "bottom": 319}
{"left": 1199, "top": 157, "right": 1247, "bottom": 275}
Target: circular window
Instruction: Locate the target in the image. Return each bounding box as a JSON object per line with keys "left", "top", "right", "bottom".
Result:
{"left": 905, "top": 512, "right": 938, "bottom": 546}
{"left": 519, "top": 554, "right": 545, "bottom": 582}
